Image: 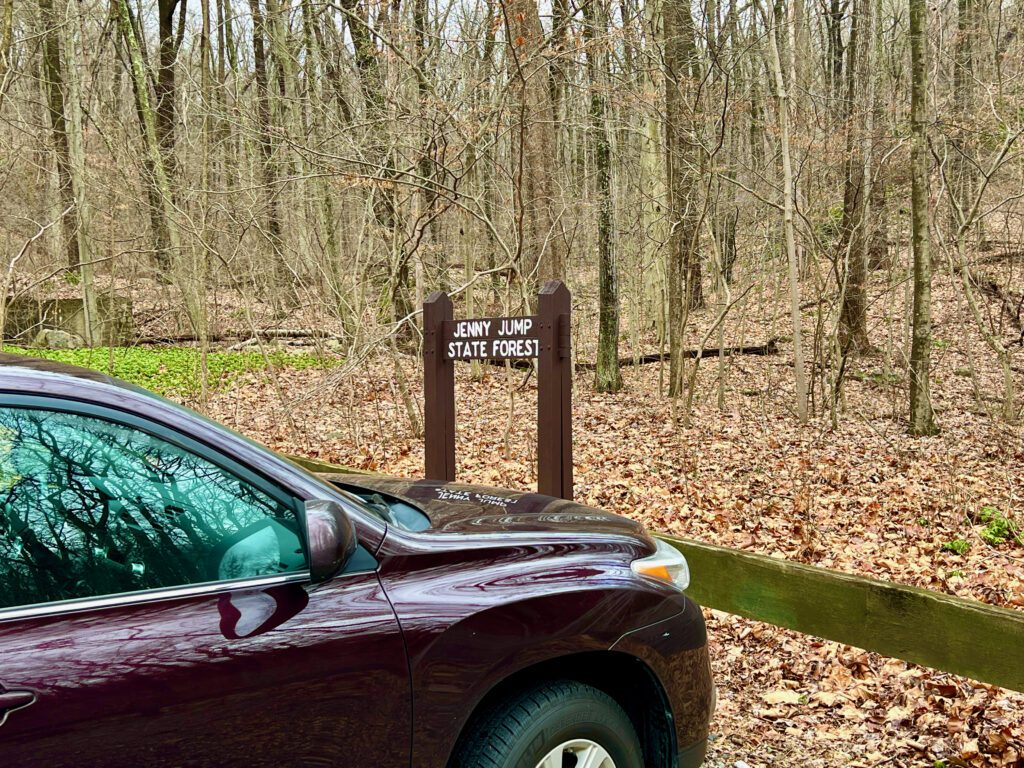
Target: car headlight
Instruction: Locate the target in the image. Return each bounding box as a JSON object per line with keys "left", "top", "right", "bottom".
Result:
{"left": 631, "top": 538, "right": 690, "bottom": 591}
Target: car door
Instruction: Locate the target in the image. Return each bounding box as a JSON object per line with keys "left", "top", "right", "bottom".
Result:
{"left": 0, "top": 399, "right": 410, "bottom": 768}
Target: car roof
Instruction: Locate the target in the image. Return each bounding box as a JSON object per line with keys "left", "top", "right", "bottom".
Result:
{"left": 0, "top": 352, "right": 155, "bottom": 403}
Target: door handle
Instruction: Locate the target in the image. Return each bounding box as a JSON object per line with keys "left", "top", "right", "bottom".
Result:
{"left": 0, "top": 687, "right": 37, "bottom": 727}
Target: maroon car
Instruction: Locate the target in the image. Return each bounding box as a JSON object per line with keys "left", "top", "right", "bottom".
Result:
{"left": 0, "top": 353, "right": 714, "bottom": 768}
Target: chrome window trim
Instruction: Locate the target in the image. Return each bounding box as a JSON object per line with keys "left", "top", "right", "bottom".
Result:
{"left": 0, "top": 572, "right": 310, "bottom": 623}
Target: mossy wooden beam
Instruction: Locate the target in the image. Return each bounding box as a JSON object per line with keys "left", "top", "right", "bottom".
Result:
{"left": 659, "top": 536, "right": 1024, "bottom": 692}
{"left": 284, "top": 453, "right": 369, "bottom": 475}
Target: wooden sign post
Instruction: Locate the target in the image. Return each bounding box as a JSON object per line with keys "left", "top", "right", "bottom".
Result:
{"left": 423, "top": 280, "right": 572, "bottom": 499}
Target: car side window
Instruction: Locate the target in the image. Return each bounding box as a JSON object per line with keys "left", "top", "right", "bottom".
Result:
{"left": 0, "top": 406, "right": 308, "bottom": 611}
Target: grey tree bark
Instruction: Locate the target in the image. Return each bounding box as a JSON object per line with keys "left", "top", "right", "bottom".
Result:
{"left": 38, "top": 0, "right": 78, "bottom": 269}
{"left": 950, "top": 0, "right": 979, "bottom": 240}
{"left": 0, "top": 0, "right": 13, "bottom": 110}
{"left": 116, "top": 0, "right": 181, "bottom": 273}
{"left": 247, "top": 0, "right": 290, "bottom": 299}
{"left": 763, "top": 0, "right": 809, "bottom": 422}
{"left": 664, "top": 0, "right": 705, "bottom": 397}
{"left": 586, "top": 0, "right": 622, "bottom": 393}
{"left": 908, "top": 0, "right": 937, "bottom": 435}
{"left": 506, "top": 0, "right": 567, "bottom": 291}
{"left": 837, "top": 0, "right": 875, "bottom": 355}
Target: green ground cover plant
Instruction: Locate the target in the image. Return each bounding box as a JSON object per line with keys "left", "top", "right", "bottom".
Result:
{"left": 6, "top": 346, "right": 339, "bottom": 397}
{"left": 976, "top": 506, "right": 1022, "bottom": 547}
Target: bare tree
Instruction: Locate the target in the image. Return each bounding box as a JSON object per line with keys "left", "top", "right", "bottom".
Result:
{"left": 1, "top": 0, "right": 1021, "bottom": 442}
{"left": 664, "top": 0, "right": 705, "bottom": 398}
{"left": 837, "top": 0, "right": 875, "bottom": 355}
{"left": 586, "top": 0, "right": 622, "bottom": 393}
{"left": 38, "top": 0, "right": 78, "bottom": 269}
{"left": 908, "top": 0, "right": 937, "bottom": 435}
{"left": 505, "top": 0, "right": 567, "bottom": 291}
{"left": 762, "top": 0, "right": 809, "bottom": 423}
{"left": 116, "top": 0, "right": 179, "bottom": 274}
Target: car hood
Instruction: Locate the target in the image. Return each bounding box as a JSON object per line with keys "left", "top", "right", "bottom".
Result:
{"left": 318, "top": 473, "right": 653, "bottom": 543}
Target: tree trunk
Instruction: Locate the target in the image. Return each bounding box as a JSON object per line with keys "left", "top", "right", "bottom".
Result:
{"left": 908, "top": 0, "right": 937, "bottom": 435}
{"left": 715, "top": 205, "right": 738, "bottom": 285}
{"left": 38, "top": 0, "right": 79, "bottom": 269}
{"left": 342, "top": 0, "right": 382, "bottom": 108}
{"left": 194, "top": 0, "right": 213, "bottom": 396}
{"left": 155, "top": 0, "right": 183, "bottom": 168}
{"left": 586, "top": 0, "right": 622, "bottom": 393}
{"left": 118, "top": 0, "right": 174, "bottom": 273}
{"left": 266, "top": 0, "right": 304, "bottom": 302}
{"left": 950, "top": 0, "right": 978, "bottom": 239}
{"left": 664, "top": 0, "right": 704, "bottom": 397}
{"left": 764, "top": 0, "right": 809, "bottom": 423}
{"left": 413, "top": 0, "right": 443, "bottom": 288}
{"left": 59, "top": 0, "right": 96, "bottom": 344}
{"left": 341, "top": 0, "right": 413, "bottom": 326}
{"left": 868, "top": 167, "right": 890, "bottom": 269}
{"left": 506, "top": 0, "right": 566, "bottom": 290}
{"left": 0, "top": 0, "right": 14, "bottom": 110}
{"left": 837, "top": 0, "right": 874, "bottom": 355}
{"left": 116, "top": 0, "right": 181, "bottom": 272}
{"left": 826, "top": 0, "right": 845, "bottom": 111}
{"left": 247, "top": 0, "right": 288, "bottom": 295}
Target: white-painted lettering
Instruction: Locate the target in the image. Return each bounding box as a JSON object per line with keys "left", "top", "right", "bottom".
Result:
{"left": 498, "top": 317, "right": 534, "bottom": 336}
{"left": 453, "top": 319, "right": 492, "bottom": 339}
{"left": 488, "top": 338, "right": 539, "bottom": 358}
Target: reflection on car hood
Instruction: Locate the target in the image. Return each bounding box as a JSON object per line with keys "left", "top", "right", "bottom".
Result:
{"left": 318, "top": 474, "right": 652, "bottom": 542}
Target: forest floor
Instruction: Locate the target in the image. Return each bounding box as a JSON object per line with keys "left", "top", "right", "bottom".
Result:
{"left": 189, "top": 268, "right": 1023, "bottom": 767}
{"left": 18, "top": 267, "right": 1023, "bottom": 766}
{"left": 200, "top": 363, "right": 1023, "bottom": 768}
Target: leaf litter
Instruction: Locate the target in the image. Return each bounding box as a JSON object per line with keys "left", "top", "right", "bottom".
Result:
{"left": 187, "top": 272, "right": 1023, "bottom": 767}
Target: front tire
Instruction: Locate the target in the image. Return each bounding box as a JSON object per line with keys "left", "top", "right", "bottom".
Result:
{"left": 452, "top": 680, "right": 643, "bottom": 768}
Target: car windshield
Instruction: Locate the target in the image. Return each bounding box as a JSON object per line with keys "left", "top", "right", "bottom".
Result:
{"left": 334, "top": 486, "right": 431, "bottom": 532}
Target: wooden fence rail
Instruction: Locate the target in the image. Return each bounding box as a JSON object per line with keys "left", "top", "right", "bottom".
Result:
{"left": 659, "top": 536, "right": 1024, "bottom": 693}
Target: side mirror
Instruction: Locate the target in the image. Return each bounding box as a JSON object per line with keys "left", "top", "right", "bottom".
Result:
{"left": 305, "top": 499, "right": 357, "bottom": 583}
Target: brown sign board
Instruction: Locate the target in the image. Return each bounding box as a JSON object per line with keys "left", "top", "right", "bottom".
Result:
{"left": 423, "top": 281, "right": 573, "bottom": 500}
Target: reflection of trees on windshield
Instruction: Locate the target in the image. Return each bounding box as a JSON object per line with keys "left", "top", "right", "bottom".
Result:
{"left": 0, "top": 408, "right": 305, "bottom": 610}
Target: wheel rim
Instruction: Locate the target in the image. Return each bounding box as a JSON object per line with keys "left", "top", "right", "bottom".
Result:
{"left": 534, "top": 739, "right": 617, "bottom": 768}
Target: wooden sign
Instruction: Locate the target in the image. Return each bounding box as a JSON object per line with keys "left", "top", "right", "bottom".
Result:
{"left": 423, "top": 281, "right": 573, "bottom": 500}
